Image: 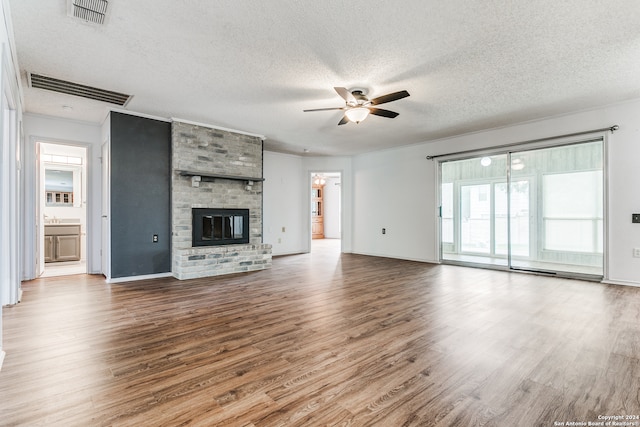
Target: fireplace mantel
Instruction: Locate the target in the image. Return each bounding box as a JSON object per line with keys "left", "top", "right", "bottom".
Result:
{"left": 177, "top": 170, "right": 265, "bottom": 183}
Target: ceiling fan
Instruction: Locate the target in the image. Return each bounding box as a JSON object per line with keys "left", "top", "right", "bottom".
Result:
{"left": 303, "top": 87, "right": 410, "bottom": 125}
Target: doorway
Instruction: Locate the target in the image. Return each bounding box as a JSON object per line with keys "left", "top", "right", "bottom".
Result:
{"left": 440, "top": 139, "right": 604, "bottom": 279}
{"left": 38, "top": 142, "right": 88, "bottom": 277}
{"left": 310, "top": 172, "right": 342, "bottom": 252}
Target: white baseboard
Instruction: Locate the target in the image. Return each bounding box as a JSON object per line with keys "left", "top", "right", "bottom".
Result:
{"left": 601, "top": 278, "right": 640, "bottom": 288}
{"left": 107, "top": 272, "right": 173, "bottom": 284}
{"left": 0, "top": 350, "right": 5, "bottom": 371}
{"left": 272, "top": 250, "right": 307, "bottom": 257}
{"left": 351, "top": 250, "right": 438, "bottom": 264}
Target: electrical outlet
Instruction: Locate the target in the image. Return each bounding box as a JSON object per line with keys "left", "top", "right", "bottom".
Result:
{"left": 153, "top": 234, "right": 158, "bottom": 243}
{"left": 633, "top": 213, "right": 640, "bottom": 223}
{"left": 382, "top": 228, "right": 386, "bottom": 234}
{"left": 282, "top": 226, "right": 286, "bottom": 232}
{"left": 634, "top": 248, "right": 640, "bottom": 258}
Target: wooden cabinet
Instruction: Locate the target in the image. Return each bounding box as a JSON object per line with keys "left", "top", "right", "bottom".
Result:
{"left": 44, "top": 225, "right": 81, "bottom": 263}
{"left": 312, "top": 184, "right": 324, "bottom": 239}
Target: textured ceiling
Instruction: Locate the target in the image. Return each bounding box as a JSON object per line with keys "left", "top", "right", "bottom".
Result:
{"left": 8, "top": 1, "right": 640, "bottom": 156}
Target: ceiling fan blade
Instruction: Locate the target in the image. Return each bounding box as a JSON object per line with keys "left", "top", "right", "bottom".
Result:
{"left": 334, "top": 87, "right": 356, "bottom": 104}
{"left": 368, "top": 107, "right": 399, "bottom": 118}
{"left": 303, "top": 107, "right": 344, "bottom": 112}
{"left": 370, "top": 90, "right": 410, "bottom": 105}
{"left": 338, "top": 115, "right": 349, "bottom": 125}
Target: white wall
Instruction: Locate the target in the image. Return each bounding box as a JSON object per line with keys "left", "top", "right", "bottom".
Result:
{"left": 352, "top": 144, "right": 435, "bottom": 262}
{"left": 22, "top": 114, "right": 103, "bottom": 279}
{"left": 351, "top": 98, "right": 640, "bottom": 285}
{"left": 323, "top": 176, "right": 341, "bottom": 239}
{"left": 263, "top": 152, "right": 353, "bottom": 255}
{"left": 263, "top": 151, "right": 306, "bottom": 255}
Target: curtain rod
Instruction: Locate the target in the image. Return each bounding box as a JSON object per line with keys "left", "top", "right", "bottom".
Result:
{"left": 426, "top": 125, "right": 619, "bottom": 160}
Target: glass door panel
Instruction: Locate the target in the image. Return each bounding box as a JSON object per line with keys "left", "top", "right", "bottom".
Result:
{"left": 507, "top": 180, "right": 531, "bottom": 257}
{"left": 494, "top": 183, "right": 509, "bottom": 256}
{"left": 441, "top": 154, "right": 508, "bottom": 266}
{"left": 509, "top": 141, "right": 603, "bottom": 276}
{"left": 460, "top": 184, "right": 491, "bottom": 253}
{"left": 441, "top": 182, "right": 454, "bottom": 252}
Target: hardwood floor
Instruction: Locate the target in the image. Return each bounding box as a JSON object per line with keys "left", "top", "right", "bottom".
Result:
{"left": 1, "top": 241, "right": 639, "bottom": 426}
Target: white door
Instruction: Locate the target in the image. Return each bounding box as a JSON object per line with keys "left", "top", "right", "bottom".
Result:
{"left": 101, "top": 140, "right": 110, "bottom": 279}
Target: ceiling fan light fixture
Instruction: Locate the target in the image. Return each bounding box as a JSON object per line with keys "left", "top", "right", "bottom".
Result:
{"left": 345, "top": 107, "right": 370, "bottom": 124}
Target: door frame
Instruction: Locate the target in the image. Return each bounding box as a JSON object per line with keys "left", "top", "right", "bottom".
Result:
{"left": 307, "top": 170, "right": 343, "bottom": 252}
{"left": 0, "top": 44, "right": 19, "bottom": 306}
{"left": 101, "top": 139, "right": 110, "bottom": 280}
{"left": 32, "top": 138, "right": 93, "bottom": 278}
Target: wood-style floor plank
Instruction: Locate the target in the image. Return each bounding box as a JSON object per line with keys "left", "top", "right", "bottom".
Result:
{"left": 1, "top": 239, "right": 640, "bottom": 426}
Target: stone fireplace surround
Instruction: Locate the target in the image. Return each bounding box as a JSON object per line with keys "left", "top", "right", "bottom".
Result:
{"left": 171, "top": 120, "right": 272, "bottom": 280}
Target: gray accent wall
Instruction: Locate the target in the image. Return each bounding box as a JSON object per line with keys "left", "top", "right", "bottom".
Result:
{"left": 110, "top": 112, "right": 171, "bottom": 278}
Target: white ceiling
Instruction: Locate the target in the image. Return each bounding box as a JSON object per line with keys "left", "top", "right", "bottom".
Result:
{"left": 8, "top": 1, "right": 640, "bottom": 156}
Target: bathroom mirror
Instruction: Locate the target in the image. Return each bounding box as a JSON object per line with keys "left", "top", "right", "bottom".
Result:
{"left": 45, "top": 167, "right": 82, "bottom": 207}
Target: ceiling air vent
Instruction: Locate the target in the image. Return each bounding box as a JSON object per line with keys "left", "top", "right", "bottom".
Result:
{"left": 68, "top": 0, "right": 109, "bottom": 25}
{"left": 28, "top": 73, "right": 132, "bottom": 106}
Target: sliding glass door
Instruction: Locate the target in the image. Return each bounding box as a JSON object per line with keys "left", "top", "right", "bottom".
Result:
{"left": 508, "top": 141, "right": 603, "bottom": 276}
{"left": 440, "top": 139, "right": 603, "bottom": 278}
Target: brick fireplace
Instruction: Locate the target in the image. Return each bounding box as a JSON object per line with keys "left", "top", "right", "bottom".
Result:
{"left": 171, "top": 120, "right": 272, "bottom": 280}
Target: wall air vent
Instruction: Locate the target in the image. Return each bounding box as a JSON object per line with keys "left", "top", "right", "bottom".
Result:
{"left": 67, "top": 0, "right": 109, "bottom": 25}
{"left": 28, "top": 73, "right": 132, "bottom": 106}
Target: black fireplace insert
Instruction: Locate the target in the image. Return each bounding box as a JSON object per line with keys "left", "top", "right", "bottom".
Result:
{"left": 192, "top": 208, "right": 249, "bottom": 247}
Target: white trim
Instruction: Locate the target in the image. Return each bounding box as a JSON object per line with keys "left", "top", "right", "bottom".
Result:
{"left": 351, "top": 250, "right": 438, "bottom": 264}
{"left": 601, "top": 279, "right": 640, "bottom": 288}
{"left": 106, "top": 272, "right": 173, "bottom": 284}
{"left": 24, "top": 112, "right": 102, "bottom": 127}
{"left": 109, "top": 108, "right": 171, "bottom": 123}
{"left": 602, "top": 132, "right": 610, "bottom": 283}
{"left": 171, "top": 117, "right": 266, "bottom": 140}
{"left": 272, "top": 250, "right": 308, "bottom": 257}
{"left": 0, "top": 350, "right": 5, "bottom": 371}
{"left": 264, "top": 150, "right": 303, "bottom": 159}
{"left": 2, "top": 0, "right": 24, "bottom": 107}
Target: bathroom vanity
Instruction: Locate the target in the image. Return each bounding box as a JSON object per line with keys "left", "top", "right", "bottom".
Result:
{"left": 44, "top": 224, "right": 81, "bottom": 262}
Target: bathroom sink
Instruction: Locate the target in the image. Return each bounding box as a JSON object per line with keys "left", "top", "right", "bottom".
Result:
{"left": 44, "top": 218, "right": 81, "bottom": 225}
